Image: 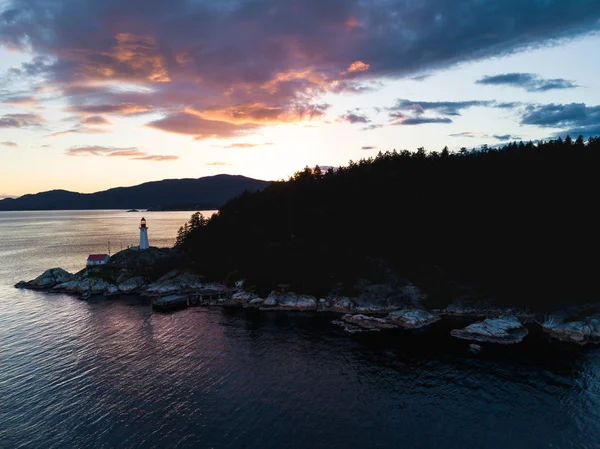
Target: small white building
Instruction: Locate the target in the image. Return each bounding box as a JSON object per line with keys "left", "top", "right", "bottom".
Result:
{"left": 87, "top": 254, "right": 110, "bottom": 266}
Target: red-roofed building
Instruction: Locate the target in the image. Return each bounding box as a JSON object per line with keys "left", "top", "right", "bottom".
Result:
{"left": 87, "top": 254, "right": 110, "bottom": 266}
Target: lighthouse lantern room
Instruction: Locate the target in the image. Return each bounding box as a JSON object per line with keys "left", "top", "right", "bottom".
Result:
{"left": 139, "top": 217, "right": 150, "bottom": 249}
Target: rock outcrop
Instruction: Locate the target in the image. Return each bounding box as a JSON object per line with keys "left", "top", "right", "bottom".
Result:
{"left": 451, "top": 315, "right": 528, "bottom": 344}
{"left": 145, "top": 270, "right": 204, "bottom": 294}
{"left": 541, "top": 315, "right": 600, "bottom": 345}
{"left": 15, "top": 268, "right": 73, "bottom": 289}
{"left": 333, "top": 308, "right": 440, "bottom": 333}
{"left": 333, "top": 314, "right": 397, "bottom": 333}
{"left": 387, "top": 309, "right": 441, "bottom": 329}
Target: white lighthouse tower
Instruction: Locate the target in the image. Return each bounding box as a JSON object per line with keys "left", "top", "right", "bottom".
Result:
{"left": 139, "top": 217, "right": 150, "bottom": 249}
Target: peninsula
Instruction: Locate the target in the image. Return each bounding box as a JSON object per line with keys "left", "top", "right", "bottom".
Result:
{"left": 15, "top": 136, "right": 600, "bottom": 346}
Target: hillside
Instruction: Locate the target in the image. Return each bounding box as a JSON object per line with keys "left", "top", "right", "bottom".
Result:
{"left": 176, "top": 136, "right": 599, "bottom": 310}
{"left": 0, "top": 175, "right": 271, "bottom": 211}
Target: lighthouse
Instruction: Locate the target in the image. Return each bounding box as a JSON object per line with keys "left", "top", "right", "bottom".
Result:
{"left": 139, "top": 217, "right": 150, "bottom": 249}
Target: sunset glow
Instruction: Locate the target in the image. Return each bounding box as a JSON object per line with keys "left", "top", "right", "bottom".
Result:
{"left": 1, "top": 0, "right": 599, "bottom": 196}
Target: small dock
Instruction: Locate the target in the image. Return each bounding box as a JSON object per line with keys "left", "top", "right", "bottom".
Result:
{"left": 151, "top": 288, "right": 238, "bottom": 312}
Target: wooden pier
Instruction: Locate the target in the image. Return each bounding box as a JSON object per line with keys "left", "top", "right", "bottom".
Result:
{"left": 151, "top": 288, "right": 238, "bottom": 312}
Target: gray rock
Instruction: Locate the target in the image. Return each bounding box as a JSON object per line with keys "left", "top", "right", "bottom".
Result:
{"left": 469, "top": 344, "right": 482, "bottom": 353}
{"left": 329, "top": 297, "right": 356, "bottom": 312}
{"left": 17, "top": 268, "right": 74, "bottom": 289}
{"left": 145, "top": 271, "right": 204, "bottom": 294}
{"left": 118, "top": 276, "right": 146, "bottom": 293}
{"left": 262, "top": 297, "right": 277, "bottom": 307}
{"left": 387, "top": 309, "right": 441, "bottom": 329}
{"left": 267, "top": 292, "right": 318, "bottom": 310}
{"left": 542, "top": 315, "right": 600, "bottom": 345}
{"left": 340, "top": 314, "right": 397, "bottom": 331}
{"left": 451, "top": 315, "right": 528, "bottom": 344}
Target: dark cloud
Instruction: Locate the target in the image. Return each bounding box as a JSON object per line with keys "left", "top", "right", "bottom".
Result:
{"left": 518, "top": 103, "right": 600, "bottom": 139}
{"left": 493, "top": 134, "right": 519, "bottom": 141}
{"left": 477, "top": 73, "right": 578, "bottom": 92}
{"left": 2, "top": 0, "right": 599, "bottom": 138}
{"left": 361, "top": 145, "right": 376, "bottom": 150}
{"left": 520, "top": 103, "right": 599, "bottom": 127}
{"left": 339, "top": 113, "right": 371, "bottom": 124}
{"left": 390, "top": 99, "right": 493, "bottom": 117}
{"left": 394, "top": 117, "right": 453, "bottom": 126}
{"left": 0, "top": 113, "right": 44, "bottom": 128}
{"left": 1, "top": 141, "right": 17, "bottom": 147}
{"left": 65, "top": 145, "right": 178, "bottom": 161}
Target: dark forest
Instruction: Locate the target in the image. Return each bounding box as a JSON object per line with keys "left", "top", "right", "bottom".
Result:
{"left": 176, "top": 136, "right": 599, "bottom": 310}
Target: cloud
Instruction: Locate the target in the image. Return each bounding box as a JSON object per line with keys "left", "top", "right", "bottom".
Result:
{"left": 518, "top": 102, "right": 600, "bottom": 139}
{"left": 361, "top": 145, "right": 377, "bottom": 150}
{"left": 387, "top": 99, "right": 490, "bottom": 125}
{"left": 81, "top": 115, "right": 112, "bottom": 125}
{"left": 393, "top": 117, "right": 453, "bottom": 126}
{"left": 0, "top": 113, "right": 45, "bottom": 128}
{"left": 1, "top": 141, "right": 17, "bottom": 147}
{"left": 339, "top": 112, "right": 371, "bottom": 124}
{"left": 449, "top": 132, "right": 489, "bottom": 138}
{"left": 131, "top": 155, "right": 179, "bottom": 161}
{"left": 362, "top": 124, "right": 384, "bottom": 131}
{"left": 66, "top": 146, "right": 141, "bottom": 157}
{"left": 66, "top": 103, "right": 153, "bottom": 116}
{"left": 390, "top": 99, "right": 492, "bottom": 117}
{"left": 65, "top": 145, "right": 177, "bottom": 160}
{"left": 46, "top": 127, "right": 110, "bottom": 137}
{"left": 519, "top": 103, "right": 598, "bottom": 127}
{"left": 221, "top": 142, "right": 273, "bottom": 149}
{"left": 2, "top": 95, "right": 36, "bottom": 106}
{"left": 493, "top": 134, "right": 519, "bottom": 141}
{"left": 206, "top": 161, "right": 231, "bottom": 166}
{"left": 147, "top": 113, "right": 261, "bottom": 140}
{"left": 340, "top": 60, "right": 370, "bottom": 76}
{"left": 2, "top": 0, "right": 599, "bottom": 140}
{"left": 477, "top": 73, "right": 578, "bottom": 92}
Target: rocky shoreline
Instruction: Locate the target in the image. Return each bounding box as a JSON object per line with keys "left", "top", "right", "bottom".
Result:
{"left": 14, "top": 250, "right": 600, "bottom": 347}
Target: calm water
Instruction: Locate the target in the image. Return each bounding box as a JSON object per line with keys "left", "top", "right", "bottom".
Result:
{"left": 1, "top": 211, "right": 599, "bottom": 449}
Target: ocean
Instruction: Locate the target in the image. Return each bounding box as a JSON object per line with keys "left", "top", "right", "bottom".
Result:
{"left": 1, "top": 210, "right": 599, "bottom": 448}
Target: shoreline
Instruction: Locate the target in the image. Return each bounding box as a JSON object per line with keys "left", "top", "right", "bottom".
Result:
{"left": 14, "top": 262, "right": 600, "bottom": 347}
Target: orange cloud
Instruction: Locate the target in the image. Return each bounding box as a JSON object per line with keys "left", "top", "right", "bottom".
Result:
{"left": 345, "top": 17, "right": 362, "bottom": 30}
{"left": 260, "top": 68, "right": 328, "bottom": 94}
{"left": 221, "top": 142, "right": 273, "bottom": 148}
{"left": 146, "top": 112, "right": 260, "bottom": 140}
{"left": 341, "top": 61, "right": 370, "bottom": 76}
{"left": 131, "top": 155, "right": 179, "bottom": 161}
{"left": 81, "top": 115, "right": 112, "bottom": 125}
{"left": 80, "top": 33, "right": 170, "bottom": 83}
{"left": 65, "top": 145, "right": 177, "bottom": 161}
{"left": 189, "top": 102, "right": 329, "bottom": 125}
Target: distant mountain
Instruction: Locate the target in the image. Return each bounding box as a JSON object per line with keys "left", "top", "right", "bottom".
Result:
{"left": 0, "top": 175, "right": 272, "bottom": 211}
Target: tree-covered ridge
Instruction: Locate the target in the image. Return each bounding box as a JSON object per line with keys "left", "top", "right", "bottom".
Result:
{"left": 177, "top": 136, "right": 599, "bottom": 309}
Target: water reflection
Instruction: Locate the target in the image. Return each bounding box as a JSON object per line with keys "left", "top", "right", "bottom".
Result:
{"left": 1, "top": 211, "right": 600, "bottom": 448}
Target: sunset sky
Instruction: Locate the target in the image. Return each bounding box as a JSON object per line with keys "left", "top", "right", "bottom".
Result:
{"left": 1, "top": 0, "right": 599, "bottom": 198}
